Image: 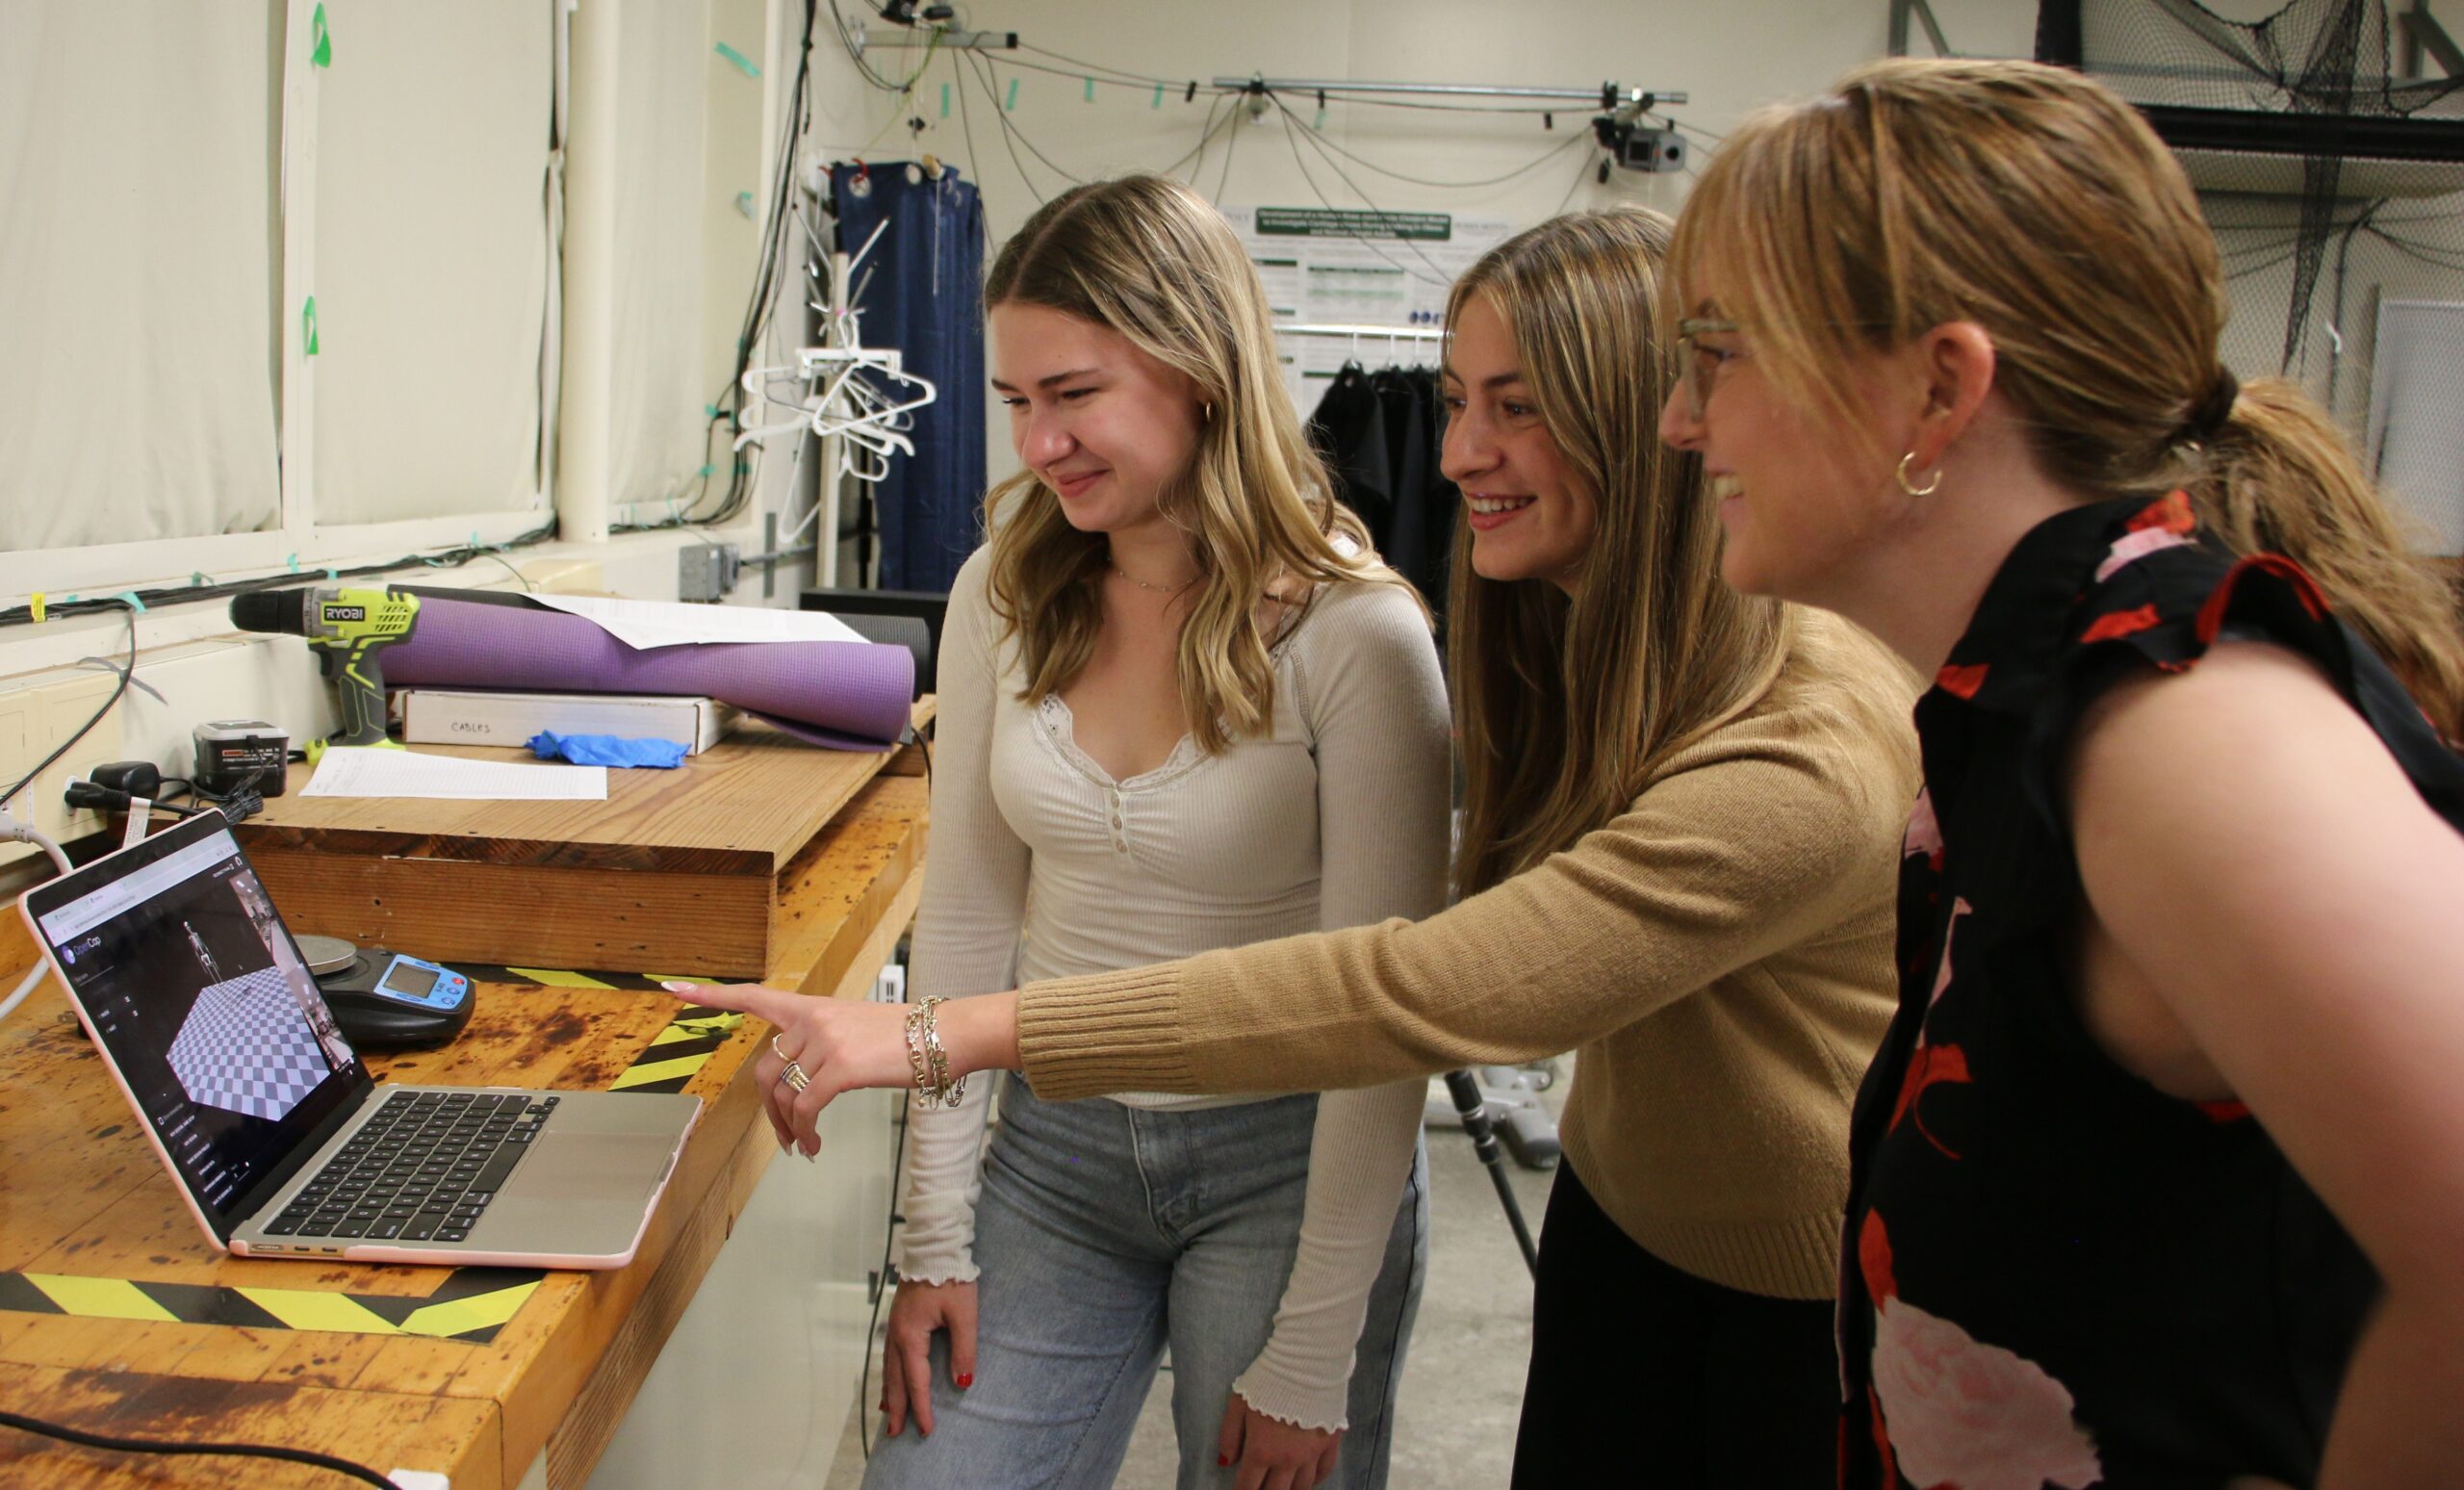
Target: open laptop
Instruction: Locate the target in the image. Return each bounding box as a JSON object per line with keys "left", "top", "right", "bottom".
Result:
{"left": 18, "top": 809, "right": 700, "bottom": 1270}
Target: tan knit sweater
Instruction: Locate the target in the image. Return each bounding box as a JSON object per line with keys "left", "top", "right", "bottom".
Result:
{"left": 1016, "top": 614, "right": 1922, "bottom": 1300}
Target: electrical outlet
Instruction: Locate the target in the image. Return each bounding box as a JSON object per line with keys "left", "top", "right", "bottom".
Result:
{"left": 0, "top": 669, "right": 128, "bottom": 866}
{"left": 678, "top": 542, "right": 742, "bottom": 603}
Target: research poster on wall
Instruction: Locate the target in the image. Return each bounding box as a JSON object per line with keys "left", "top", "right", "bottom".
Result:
{"left": 1225, "top": 206, "right": 1512, "bottom": 414}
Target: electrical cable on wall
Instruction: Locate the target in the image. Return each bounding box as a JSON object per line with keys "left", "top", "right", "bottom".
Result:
{"left": 623, "top": 0, "right": 823, "bottom": 537}
{"left": 872, "top": 26, "right": 1671, "bottom": 220}
{"left": 1212, "top": 102, "right": 1242, "bottom": 202}
{"left": 0, "top": 522, "right": 555, "bottom": 634}
{"left": 971, "top": 51, "right": 1087, "bottom": 194}
{"left": 828, "top": 0, "right": 914, "bottom": 92}
{"left": 1549, "top": 139, "right": 1603, "bottom": 217}
{"left": 1266, "top": 94, "right": 1462, "bottom": 287}
{"left": 1278, "top": 105, "right": 1592, "bottom": 191}
{"left": 0, "top": 600, "right": 137, "bottom": 809}
{"left": 886, "top": 32, "right": 1649, "bottom": 276}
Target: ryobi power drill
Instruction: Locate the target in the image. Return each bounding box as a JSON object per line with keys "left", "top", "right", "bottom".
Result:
{"left": 230, "top": 586, "right": 422, "bottom": 751}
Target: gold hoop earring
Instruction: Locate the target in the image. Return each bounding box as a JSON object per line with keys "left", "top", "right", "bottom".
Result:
{"left": 1201, "top": 402, "right": 1215, "bottom": 424}
{"left": 1896, "top": 451, "right": 1942, "bottom": 499}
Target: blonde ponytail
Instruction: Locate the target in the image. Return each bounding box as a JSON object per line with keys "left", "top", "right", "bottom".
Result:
{"left": 2195, "top": 381, "right": 2464, "bottom": 737}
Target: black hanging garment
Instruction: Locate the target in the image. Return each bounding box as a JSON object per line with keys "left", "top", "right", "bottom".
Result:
{"left": 1308, "top": 364, "right": 1396, "bottom": 546}
{"left": 1306, "top": 364, "right": 1455, "bottom": 623}
{"left": 1375, "top": 366, "right": 1454, "bottom": 619}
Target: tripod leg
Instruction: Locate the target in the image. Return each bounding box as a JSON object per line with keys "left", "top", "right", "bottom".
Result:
{"left": 1443, "top": 1069, "right": 1539, "bottom": 1278}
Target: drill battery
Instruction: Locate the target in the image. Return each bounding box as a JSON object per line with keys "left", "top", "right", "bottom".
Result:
{"left": 193, "top": 720, "right": 290, "bottom": 798}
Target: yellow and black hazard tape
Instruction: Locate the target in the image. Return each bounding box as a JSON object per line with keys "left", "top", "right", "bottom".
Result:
{"left": 443, "top": 963, "right": 747, "bottom": 1094}
{"left": 0, "top": 970, "right": 752, "bottom": 1338}
{"left": 609, "top": 1006, "right": 745, "bottom": 1093}
{"left": 0, "top": 1266, "right": 542, "bottom": 1343}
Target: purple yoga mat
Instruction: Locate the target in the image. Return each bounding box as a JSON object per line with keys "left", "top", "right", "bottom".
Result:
{"left": 384, "top": 597, "right": 915, "bottom": 751}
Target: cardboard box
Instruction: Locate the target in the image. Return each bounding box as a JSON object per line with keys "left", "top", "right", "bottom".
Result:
{"left": 395, "top": 689, "right": 737, "bottom": 755}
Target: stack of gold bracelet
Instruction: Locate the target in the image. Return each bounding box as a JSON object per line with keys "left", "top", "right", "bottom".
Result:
{"left": 903, "top": 996, "right": 965, "bottom": 1108}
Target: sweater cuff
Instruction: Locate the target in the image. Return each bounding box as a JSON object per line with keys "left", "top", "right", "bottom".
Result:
{"left": 1231, "top": 1362, "right": 1349, "bottom": 1436}
{"left": 1015, "top": 964, "right": 1202, "bottom": 1101}
{"left": 893, "top": 1252, "right": 980, "bottom": 1287}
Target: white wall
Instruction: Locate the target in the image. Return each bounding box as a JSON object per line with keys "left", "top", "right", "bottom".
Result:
{"left": 0, "top": 0, "right": 887, "bottom": 861}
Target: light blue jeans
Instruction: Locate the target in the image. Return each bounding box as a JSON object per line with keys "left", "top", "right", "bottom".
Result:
{"left": 862, "top": 1073, "right": 1428, "bottom": 1490}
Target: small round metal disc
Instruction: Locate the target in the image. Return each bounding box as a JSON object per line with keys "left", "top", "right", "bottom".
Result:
{"left": 295, "top": 935, "right": 360, "bottom": 976}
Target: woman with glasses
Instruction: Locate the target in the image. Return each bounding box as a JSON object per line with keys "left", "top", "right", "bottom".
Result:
{"left": 680, "top": 205, "right": 1922, "bottom": 1487}
{"left": 1655, "top": 60, "right": 2464, "bottom": 1488}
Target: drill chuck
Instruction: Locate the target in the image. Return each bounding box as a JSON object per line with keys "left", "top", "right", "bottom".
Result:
{"left": 229, "top": 589, "right": 311, "bottom": 635}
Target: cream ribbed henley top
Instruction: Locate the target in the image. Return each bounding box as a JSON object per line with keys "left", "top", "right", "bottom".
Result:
{"left": 897, "top": 547, "right": 1451, "bottom": 1432}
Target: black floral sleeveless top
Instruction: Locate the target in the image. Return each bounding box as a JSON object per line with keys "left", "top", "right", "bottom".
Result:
{"left": 1836, "top": 492, "right": 2464, "bottom": 1489}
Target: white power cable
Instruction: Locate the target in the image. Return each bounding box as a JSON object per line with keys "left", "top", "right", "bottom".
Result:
{"left": 0, "top": 808, "right": 74, "bottom": 1022}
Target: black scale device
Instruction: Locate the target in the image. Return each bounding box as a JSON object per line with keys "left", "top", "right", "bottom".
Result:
{"left": 295, "top": 935, "right": 475, "bottom": 1048}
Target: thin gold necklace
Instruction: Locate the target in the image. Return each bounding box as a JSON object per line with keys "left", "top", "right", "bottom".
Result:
{"left": 1108, "top": 564, "right": 1196, "bottom": 596}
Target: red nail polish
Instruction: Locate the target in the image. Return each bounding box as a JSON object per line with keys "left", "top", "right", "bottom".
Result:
{"left": 956, "top": 1373, "right": 974, "bottom": 1388}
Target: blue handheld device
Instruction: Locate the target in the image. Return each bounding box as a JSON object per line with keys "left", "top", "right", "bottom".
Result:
{"left": 315, "top": 948, "right": 475, "bottom": 1049}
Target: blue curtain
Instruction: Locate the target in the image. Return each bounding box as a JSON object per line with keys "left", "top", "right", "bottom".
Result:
{"left": 830, "top": 162, "right": 986, "bottom": 594}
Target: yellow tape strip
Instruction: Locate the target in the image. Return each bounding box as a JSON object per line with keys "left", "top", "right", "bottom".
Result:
{"left": 504, "top": 966, "right": 617, "bottom": 989}
{"left": 236, "top": 1287, "right": 404, "bottom": 1335}
{"left": 609, "top": 1053, "right": 714, "bottom": 1091}
{"left": 25, "top": 1274, "right": 178, "bottom": 1323}
{"left": 400, "top": 1280, "right": 539, "bottom": 1339}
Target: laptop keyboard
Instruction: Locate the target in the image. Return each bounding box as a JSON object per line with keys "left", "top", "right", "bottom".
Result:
{"left": 266, "top": 1091, "right": 558, "bottom": 1244}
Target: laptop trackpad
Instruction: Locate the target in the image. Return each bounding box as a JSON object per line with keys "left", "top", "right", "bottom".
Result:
{"left": 506, "top": 1129, "right": 675, "bottom": 1206}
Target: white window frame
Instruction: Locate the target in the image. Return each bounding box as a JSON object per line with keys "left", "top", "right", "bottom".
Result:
{"left": 0, "top": 0, "right": 562, "bottom": 604}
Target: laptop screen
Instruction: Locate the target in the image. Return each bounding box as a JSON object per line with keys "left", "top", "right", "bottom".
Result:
{"left": 27, "top": 814, "right": 369, "bottom": 1234}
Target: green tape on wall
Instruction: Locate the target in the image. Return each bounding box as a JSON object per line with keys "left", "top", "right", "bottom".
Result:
{"left": 714, "top": 40, "right": 759, "bottom": 79}
{"left": 311, "top": 3, "right": 331, "bottom": 67}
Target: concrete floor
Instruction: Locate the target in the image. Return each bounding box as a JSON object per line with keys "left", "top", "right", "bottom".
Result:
{"left": 824, "top": 1070, "right": 1564, "bottom": 1489}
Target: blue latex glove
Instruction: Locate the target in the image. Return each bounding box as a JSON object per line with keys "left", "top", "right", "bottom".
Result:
{"left": 526, "top": 732, "right": 689, "bottom": 769}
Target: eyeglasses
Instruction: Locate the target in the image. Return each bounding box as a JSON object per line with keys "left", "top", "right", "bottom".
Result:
{"left": 1674, "top": 318, "right": 1740, "bottom": 422}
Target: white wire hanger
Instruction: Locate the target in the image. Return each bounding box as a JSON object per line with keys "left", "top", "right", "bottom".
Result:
{"left": 734, "top": 217, "right": 937, "bottom": 463}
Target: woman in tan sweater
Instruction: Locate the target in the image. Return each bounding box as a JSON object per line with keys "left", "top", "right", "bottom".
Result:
{"left": 677, "top": 208, "right": 1920, "bottom": 1488}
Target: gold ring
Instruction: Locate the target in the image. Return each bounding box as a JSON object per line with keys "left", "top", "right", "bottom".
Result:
{"left": 781, "top": 1060, "right": 811, "bottom": 1093}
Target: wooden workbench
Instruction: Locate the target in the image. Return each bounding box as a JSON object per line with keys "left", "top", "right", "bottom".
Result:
{"left": 0, "top": 760, "right": 928, "bottom": 1488}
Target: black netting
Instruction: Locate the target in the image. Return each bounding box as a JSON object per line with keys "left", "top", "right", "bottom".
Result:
{"left": 2048, "top": 1, "right": 2464, "bottom": 548}
{"left": 2060, "top": 0, "right": 2464, "bottom": 366}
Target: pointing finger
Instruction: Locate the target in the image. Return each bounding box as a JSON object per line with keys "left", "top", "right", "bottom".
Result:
{"left": 660, "top": 979, "right": 802, "bottom": 1025}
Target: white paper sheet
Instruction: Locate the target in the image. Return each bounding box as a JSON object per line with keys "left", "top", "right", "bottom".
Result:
{"left": 529, "top": 593, "right": 866, "bottom": 650}
{"left": 301, "top": 747, "right": 608, "bottom": 801}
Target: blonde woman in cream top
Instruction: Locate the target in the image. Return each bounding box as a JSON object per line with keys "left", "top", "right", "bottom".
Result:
{"left": 807, "top": 175, "right": 1449, "bottom": 1490}
{"left": 895, "top": 545, "right": 1448, "bottom": 1444}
